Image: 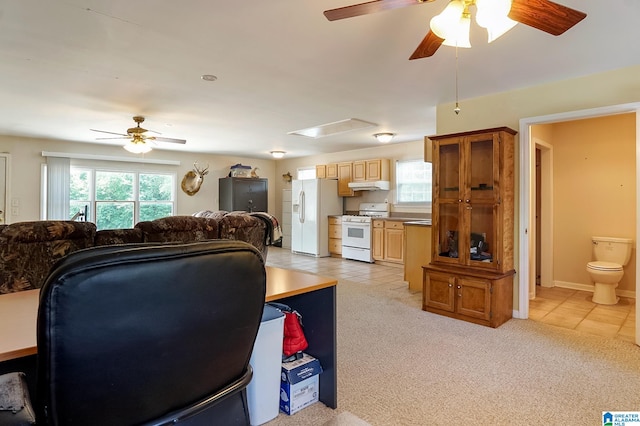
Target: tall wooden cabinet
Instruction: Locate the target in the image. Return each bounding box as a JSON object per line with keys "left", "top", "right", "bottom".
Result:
{"left": 218, "top": 177, "right": 268, "bottom": 212}
{"left": 422, "top": 127, "right": 516, "bottom": 328}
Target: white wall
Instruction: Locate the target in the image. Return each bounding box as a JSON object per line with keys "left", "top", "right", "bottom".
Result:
{"left": 0, "top": 135, "right": 277, "bottom": 222}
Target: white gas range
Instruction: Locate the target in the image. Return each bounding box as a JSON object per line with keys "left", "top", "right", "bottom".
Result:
{"left": 342, "top": 203, "right": 390, "bottom": 263}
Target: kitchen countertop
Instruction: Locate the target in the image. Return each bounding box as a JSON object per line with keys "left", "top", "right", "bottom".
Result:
{"left": 403, "top": 220, "right": 432, "bottom": 226}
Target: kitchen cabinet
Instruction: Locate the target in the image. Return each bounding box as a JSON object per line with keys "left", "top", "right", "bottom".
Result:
{"left": 328, "top": 216, "right": 342, "bottom": 256}
{"left": 218, "top": 177, "right": 268, "bottom": 212}
{"left": 337, "top": 162, "right": 357, "bottom": 197}
{"left": 422, "top": 127, "right": 516, "bottom": 327}
{"left": 316, "top": 165, "right": 327, "bottom": 179}
{"left": 372, "top": 219, "right": 404, "bottom": 265}
{"left": 404, "top": 222, "right": 431, "bottom": 292}
{"left": 372, "top": 220, "right": 384, "bottom": 260}
{"left": 326, "top": 163, "right": 338, "bottom": 179}
{"left": 352, "top": 159, "right": 390, "bottom": 182}
{"left": 384, "top": 221, "right": 404, "bottom": 263}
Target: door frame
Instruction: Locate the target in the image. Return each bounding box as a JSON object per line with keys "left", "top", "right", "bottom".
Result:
{"left": 517, "top": 102, "right": 640, "bottom": 344}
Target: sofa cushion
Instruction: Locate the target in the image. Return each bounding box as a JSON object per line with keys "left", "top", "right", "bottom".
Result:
{"left": 135, "top": 216, "right": 219, "bottom": 243}
{"left": 0, "top": 221, "right": 97, "bottom": 293}
{"left": 94, "top": 228, "right": 144, "bottom": 246}
{"left": 218, "top": 213, "right": 267, "bottom": 257}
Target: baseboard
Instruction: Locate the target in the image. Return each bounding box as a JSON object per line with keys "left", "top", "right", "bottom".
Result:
{"left": 554, "top": 280, "right": 636, "bottom": 299}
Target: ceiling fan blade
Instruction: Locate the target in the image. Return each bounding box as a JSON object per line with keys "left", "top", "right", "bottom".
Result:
{"left": 324, "top": 0, "right": 434, "bottom": 21}
{"left": 508, "top": 0, "right": 586, "bottom": 36}
{"left": 149, "top": 136, "right": 187, "bottom": 144}
{"left": 90, "top": 129, "right": 129, "bottom": 137}
{"left": 409, "top": 30, "right": 444, "bottom": 60}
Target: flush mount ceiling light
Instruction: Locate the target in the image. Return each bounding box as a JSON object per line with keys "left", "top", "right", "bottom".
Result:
{"left": 270, "top": 151, "right": 286, "bottom": 159}
{"left": 373, "top": 133, "right": 395, "bottom": 143}
{"left": 289, "top": 118, "right": 377, "bottom": 138}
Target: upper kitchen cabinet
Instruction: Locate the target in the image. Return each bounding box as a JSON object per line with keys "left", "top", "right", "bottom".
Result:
{"left": 218, "top": 177, "right": 268, "bottom": 212}
{"left": 337, "top": 162, "right": 357, "bottom": 197}
{"left": 352, "top": 159, "right": 390, "bottom": 182}
{"left": 326, "top": 163, "right": 338, "bottom": 179}
{"left": 429, "top": 127, "right": 515, "bottom": 273}
{"left": 316, "top": 165, "right": 327, "bottom": 179}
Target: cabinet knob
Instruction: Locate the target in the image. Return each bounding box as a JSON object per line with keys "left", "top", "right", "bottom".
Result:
{"left": 456, "top": 285, "right": 461, "bottom": 289}
{"left": 448, "top": 283, "right": 453, "bottom": 288}
{"left": 465, "top": 199, "right": 470, "bottom": 203}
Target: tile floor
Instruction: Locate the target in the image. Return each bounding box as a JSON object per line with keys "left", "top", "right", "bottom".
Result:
{"left": 266, "top": 247, "right": 636, "bottom": 342}
{"left": 529, "top": 285, "right": 636, "bottom": 342}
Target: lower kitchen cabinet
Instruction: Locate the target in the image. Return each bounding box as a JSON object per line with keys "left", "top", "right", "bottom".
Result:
{"left": 384, "top": 221, "right": 404, "bottom": 263}
{"left": 372, "top": 220, "right": 384, "bottom": 260}
{"left": 422, "top": 264, "right": 513, "bottom": 328}
{"left": 328, "top": 216, "right": 342, "bottom": 256}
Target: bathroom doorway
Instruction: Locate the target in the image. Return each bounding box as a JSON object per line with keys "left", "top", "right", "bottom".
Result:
{"left": 518, "top": 102, "right": 640, "bottom": 345}
{"left": 531, "top": 141, "right": 553, "bottom": 301}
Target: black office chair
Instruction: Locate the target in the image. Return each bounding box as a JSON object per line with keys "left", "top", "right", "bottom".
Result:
{"left": 1, "top": 240, "right": 266, "bottom": 426}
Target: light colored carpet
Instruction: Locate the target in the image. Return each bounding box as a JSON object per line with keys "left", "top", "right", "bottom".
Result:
{"left": 266, "top": 277, "right": 640, "bottom": 425}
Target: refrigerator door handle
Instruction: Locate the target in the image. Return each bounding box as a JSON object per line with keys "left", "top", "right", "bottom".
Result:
{"left": 300, "top": 191, "right": 305, "bottom": 223}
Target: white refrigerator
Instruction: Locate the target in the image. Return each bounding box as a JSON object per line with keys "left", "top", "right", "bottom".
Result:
{"left": 291, "top": 179, "right": 342, "bottom": 257}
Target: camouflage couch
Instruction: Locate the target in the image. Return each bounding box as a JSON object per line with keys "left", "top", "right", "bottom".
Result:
{"left": 0, "top": 213, "right": 266, "bottom": 294}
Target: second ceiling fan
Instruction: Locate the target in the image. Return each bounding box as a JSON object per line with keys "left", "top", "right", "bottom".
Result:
{"left": 91, "top": 116, "right": 186, "bottom": 154}
{"left": 324, "top": 0, "right": 587, "bottom": 59}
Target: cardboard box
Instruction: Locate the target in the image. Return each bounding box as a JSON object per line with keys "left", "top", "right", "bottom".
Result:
{"left": 279, "top": 353, "right": 323, "bottom": 415}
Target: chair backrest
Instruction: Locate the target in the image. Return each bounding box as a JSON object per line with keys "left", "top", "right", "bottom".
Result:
{"left": 36, "top": 240, "right": 266, "bottom": 425}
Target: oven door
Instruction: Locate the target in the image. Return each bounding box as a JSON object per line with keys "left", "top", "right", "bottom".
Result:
{"left": 342, "top": 221, "right": 371, "bottom": 249}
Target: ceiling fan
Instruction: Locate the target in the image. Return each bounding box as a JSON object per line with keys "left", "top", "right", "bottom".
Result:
{"left": 90, "top": 116, "right": 186, "bottom": 154}
{"left": 324, "top": 0, "right": 587, "bottom": 59}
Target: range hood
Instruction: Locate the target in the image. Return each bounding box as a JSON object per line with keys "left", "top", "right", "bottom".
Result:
{"left": 347, "top": 180, "right": 390, "bottom": 191}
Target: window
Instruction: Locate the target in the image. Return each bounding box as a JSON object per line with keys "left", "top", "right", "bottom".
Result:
{"left": 70, "top": 167, "right": 176, "bottom": 230}
{"left": 395, "top": 159, "right": 432, "bottom": 205}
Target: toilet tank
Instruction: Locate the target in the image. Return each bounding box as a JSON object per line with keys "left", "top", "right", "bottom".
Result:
{"left": 592, "top": 236, "right": 634, "bottom": 266}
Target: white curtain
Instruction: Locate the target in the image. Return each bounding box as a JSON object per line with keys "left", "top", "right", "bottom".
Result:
{"left": 46, "top": 156, "right": 70, "bottom": 220}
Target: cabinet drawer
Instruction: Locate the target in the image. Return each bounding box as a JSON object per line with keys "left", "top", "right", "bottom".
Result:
{"left": 329, "top": 238, "right": 342, "bottom": 254}
{"left": 329, "top": 217, "right": 342, "bottom": 225}
{"left": 328, "top": 224, "right": 342, "bottom": 239}
{"left": 373, "top": 219, "right": 384, "bottom": 228}
{"left": 385, "top": 221, "right": 404, "bottom": 230}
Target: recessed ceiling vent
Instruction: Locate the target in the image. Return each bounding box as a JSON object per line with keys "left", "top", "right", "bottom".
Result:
{"left": 288, "top": 118, "right": 376, "bottom": 138}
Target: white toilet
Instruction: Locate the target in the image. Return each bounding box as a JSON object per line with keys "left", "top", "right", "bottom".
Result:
{"left": 586, "top": 236, "right": 633, "bottom": 305}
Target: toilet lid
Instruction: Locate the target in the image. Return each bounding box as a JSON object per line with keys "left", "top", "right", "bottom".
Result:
{"left": 587, "top": 261, "right": 623, "bottom": 272}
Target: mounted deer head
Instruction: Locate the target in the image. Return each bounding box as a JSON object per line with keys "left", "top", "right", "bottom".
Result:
{"left": 181, "top": 162, "right": 209, "bottom": 196}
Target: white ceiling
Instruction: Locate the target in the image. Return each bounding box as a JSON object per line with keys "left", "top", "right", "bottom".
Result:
{"left": 1, "top": 0, "right": 638, "bottom": 159}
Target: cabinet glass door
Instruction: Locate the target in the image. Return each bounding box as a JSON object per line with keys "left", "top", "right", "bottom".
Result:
{"left": 436, "top": 202, "right": 460, "bottom": 261}
{"left": 469, "top": 137, "right": 495, "bottom": 201}
{"left": 467, "top": 135, "right": 498, "bottom": 268}
{"left": 438, "top": 142, "right": 460, "bottom": 200}
{"left": 468, "top": 203, "right": 496, "bottom": 268}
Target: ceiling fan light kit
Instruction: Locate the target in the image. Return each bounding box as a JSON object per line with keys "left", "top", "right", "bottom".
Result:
{"left": 91, "top": 116, "right": 187, "bottom": 154}
{"left": 325, "top": 0, "right": 586, "bottom": 59}
{"left": 124, "top": 139, "right": 152, "bottom": 154}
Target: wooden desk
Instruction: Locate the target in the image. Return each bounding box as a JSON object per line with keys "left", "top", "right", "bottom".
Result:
{"left": 0, "top": 288, "right": 39, "bottom": 362}
{"left": 0, "top": 266, "right": 338, "bottom": 409}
